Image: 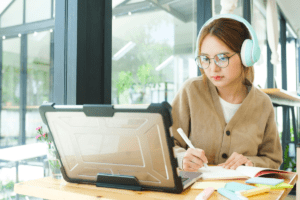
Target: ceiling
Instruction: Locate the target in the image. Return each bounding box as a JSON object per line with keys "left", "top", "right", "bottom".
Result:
{"left": 113, "top": 0, "right": 300, "bottom": 38}
{"left": 113, "top": 0, "right": 196, "bottom": 23}
{"left": 276, "top": 0, "right": 300, "bottom": 38}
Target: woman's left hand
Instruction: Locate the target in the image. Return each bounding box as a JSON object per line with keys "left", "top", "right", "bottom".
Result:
{"left": 218, "top": 152, "right": 253, "bottom": 170}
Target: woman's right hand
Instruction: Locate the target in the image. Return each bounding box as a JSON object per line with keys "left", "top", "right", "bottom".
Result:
{"left": 182, "top": 148, "right": 208, "bottom": 172}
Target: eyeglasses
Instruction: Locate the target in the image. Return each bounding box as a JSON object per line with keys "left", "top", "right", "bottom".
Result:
{"left": 195, "top": 52, "right": 237, "bottom": 69}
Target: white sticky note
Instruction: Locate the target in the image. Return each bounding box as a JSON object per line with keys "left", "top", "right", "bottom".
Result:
{"left": 191, "top": 181, "right": 227, "bottom": 190}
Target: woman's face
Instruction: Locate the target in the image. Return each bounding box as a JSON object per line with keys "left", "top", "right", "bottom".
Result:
{"left": 200, "top": 34, "right": 243, "bottom": 89}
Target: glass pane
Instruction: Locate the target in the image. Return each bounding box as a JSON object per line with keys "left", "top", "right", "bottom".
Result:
{"left": 112, "top": 0, "right": 197, "bottom": 104}
{"left": 285, "top": 33, "right": 297, "bottom": 144}
{"left": 213, "top": 0, "right": 243, "bottom": 17}
{"left": 26, "top": 0, "right": 51, "bottom": 23}
{"left": 252, "top": 0, "right": 267, "bottom": 89}
{"left": 1, "top": 37, "right": 21, "bottom": 147}
{"left": 26, "top": 30, "right": 52, "bottom": 144}
{"left": 0, "top": 0, "right": 12, "bottom": 14}
{"left": 274, "top": 18, "right": 282, "bottom": 141}
{"left": 287, "top": 38, "right": 296, "bottom": 92}
{"left": 276, "top": 106, "right": 283, "bottom": 140}
{"left": 53, "top": 0, "right": 56, "bottom": 18}
{"left": 275, "top": 18, "right": 282, "bottom": 89}
{"left": 1, "top": 0, "right": 23, "bottom": 28}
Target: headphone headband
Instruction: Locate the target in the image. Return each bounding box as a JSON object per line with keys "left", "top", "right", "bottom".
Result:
{"left": 195, "top": 14, "right": 260, "bottom": 67}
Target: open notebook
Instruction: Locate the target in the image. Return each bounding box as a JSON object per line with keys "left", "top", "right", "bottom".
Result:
{"left": 198, "top": 166, "right": 294, "bottom": 180}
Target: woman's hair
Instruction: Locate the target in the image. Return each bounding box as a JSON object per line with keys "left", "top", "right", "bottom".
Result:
{"left": 198, "top": 18, "right": 254, "bottom": 86}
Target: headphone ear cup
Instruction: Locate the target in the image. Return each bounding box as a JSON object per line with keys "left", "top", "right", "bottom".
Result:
{"left": 240, "top": 39, "right": 254, "bottom": 67}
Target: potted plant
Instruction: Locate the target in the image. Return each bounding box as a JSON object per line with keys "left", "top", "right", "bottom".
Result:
{"left": 36, "top": 126, "right": 62, "bottom": 179}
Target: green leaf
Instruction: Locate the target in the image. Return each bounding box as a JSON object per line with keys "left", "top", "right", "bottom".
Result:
{"left": 137, "top": 64, "right": 153, "bottom": 85}
{"left": 4, "top": 181, "right": 14, "bottom": 190}
{"left": 49, "top": 160, "right": 60, "bottom": 169}
{"left": 115, "top": 71, "right": 134, "bottom": 96}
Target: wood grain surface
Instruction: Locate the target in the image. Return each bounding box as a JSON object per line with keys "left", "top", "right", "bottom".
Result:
{"left": 14, "top": 173, "right": 297, "bottom": 200}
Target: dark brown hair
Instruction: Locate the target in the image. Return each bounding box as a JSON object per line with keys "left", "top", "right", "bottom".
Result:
{"left": 198, "top": 18, "right": 254, "bottom": 86}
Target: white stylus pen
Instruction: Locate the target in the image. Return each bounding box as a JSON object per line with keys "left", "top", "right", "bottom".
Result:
{"left": 177, "top": 128, "right": 209, "bottom": 169}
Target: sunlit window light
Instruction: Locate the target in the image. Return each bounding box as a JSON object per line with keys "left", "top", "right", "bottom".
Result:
{"left": 112, "top": 0, "right": 125, "bottom": 9}
{"left": 113, "top": 15, "right": 116, "bottom": 20}
{"left": 155, "top": 56, "right": 174, "bottom": 71}
{"left": 2, "top": 36, "right": 5, "bottom": 40}
{"left": 128, "top": 12, "right": 132, "bottom": 15}
{"left": 18, "top": 33, "right": 21, "bottom": 37}
{"left": 33, "top": 31, "right": 38, "bottom": 36}
{"left": 50, "top": 29, "right": 53, "bottom": 33}
{"left": 112, "top": 41, "right": 136, "bottom": 61}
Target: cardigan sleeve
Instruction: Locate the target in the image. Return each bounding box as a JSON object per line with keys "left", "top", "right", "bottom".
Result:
{"left": 245, "top": 107, "right": 283, "bottom": 169}
{"left": 170, "top": 84, "right": 191, "bottom": 169}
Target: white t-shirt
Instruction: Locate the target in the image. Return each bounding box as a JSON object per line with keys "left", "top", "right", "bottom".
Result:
{"left": 219, "top": 97, "right": 242, "bottom": 123}
{"left": 219, "top": 86, "right": 251, "bottom": 123}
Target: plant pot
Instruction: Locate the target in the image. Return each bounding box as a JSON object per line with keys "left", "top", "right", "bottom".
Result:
{"left": 47, "top": 143, "right": 62, "bottom": 179}
{"left": 119, "top": 90, "right": 131, "bottom": 104}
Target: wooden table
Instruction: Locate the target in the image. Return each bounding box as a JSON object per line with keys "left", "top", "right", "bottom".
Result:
{"left": 14, "top": 173, "right": 297, "bottom": 200}
{"left": 261, "top": 88, "right": 300, "bottom": 106}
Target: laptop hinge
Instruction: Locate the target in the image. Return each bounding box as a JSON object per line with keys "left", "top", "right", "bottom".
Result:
{"left": 96, "top": 173, "right": 142, "bottom": 191}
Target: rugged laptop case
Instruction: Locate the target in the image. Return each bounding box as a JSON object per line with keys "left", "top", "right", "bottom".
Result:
{"left": 39, "top": 101, "right": 184, "bottom": 193}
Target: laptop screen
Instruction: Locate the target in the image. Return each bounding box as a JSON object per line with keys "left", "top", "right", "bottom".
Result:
{"left": 41, "top": 103, "right": 179, "bottom": 189}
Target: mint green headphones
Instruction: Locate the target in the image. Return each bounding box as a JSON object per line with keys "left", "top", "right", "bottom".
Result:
{"left": 195, "top": 14, "right": 260, "bottom": 67}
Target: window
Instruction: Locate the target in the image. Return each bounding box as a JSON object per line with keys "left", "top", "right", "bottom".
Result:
{"left": 213, "top": 0, "right": 243, "bottom": 17}
{"left": 26, "top": 0, "right": 52, "bottom": 23}
{"left": 26, "top": 30, "right": 52, "bottom": 144}
{"left": 286, "top": 26, "right": 298, "bottom": 142}
{"left": 275, "top": 17, "right": 282, "bottom": 89}
{"left": 252, "top": 0, "right": 267, "bottom": 88}
{"left": 286, "top": 28, "right": 297, "bottom": 92}
{"left": 1, "top": 0, "right": 23, "bottom": 28}
{"left": 111, "top": 0, "right": 197, "bottom": 104}
{"left": 1, "top": 37, "right": 21, "bottom": 146}
{"left": 0, "top": 0, "right": 13, "bottom": 14}
{"left": 0, "top": 1, "right": 54, "bottom": 147}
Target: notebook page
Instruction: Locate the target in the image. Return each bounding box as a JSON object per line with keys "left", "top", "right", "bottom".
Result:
{"left": 198, "top": 166, "right": 248, "bottom": 180}
{"left": 235, "top": 166, "right": 270, "bottom": 178}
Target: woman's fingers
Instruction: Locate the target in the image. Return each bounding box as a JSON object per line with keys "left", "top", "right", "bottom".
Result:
{"left": 222, "top": 152, "right": 239, "bottom": 169}
{"left": 183, "top": 158, "right": 202, "bottom": 171}
{"left": 245, "top": 160, "right": 254, "bottom": 166}
{"left": 227, "top": 157, "right": 248, "bottom": 170}
{"left": 220, "top": 152, "right": 253, "bottom": 169}
{"left": 188, "top": 148, "right": 208, "bottom": 164}
{"left": 183, "top": 148, "right": 207, "bottom": 171}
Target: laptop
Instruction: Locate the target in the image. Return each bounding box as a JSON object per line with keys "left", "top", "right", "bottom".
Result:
{"left": 39, "top": 101, "right": 202, "bottom": 193}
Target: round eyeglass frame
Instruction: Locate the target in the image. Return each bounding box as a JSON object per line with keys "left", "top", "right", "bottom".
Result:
{"left": 195, "top": 52, "right": 237, "bottom": 69}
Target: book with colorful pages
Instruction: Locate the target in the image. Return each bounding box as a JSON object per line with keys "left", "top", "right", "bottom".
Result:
{"left": 255, "top": 170, "right": 288, "bottom": 177}
{"left": 198, "top": 166, "right": 295, "bottom": 180}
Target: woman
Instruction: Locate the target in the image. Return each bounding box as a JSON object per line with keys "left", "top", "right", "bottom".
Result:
{"left": 171, "top": 14, "right": 282, "bottom": 172}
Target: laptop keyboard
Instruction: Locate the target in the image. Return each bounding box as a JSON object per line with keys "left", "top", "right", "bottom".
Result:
{"left": 180, "top": 176, "right": 189, "bottom": 183}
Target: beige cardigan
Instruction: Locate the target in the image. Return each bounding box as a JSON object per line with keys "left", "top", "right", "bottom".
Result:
{"left": 171, "top": 76, "right": 283, "bottom": 169}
